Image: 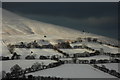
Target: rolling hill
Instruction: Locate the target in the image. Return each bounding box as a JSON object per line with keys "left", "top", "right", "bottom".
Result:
{"left": 2, "top": 9, "right": 119, "bottom": 45}
{"left": 0, "top": 9, "right": 119, "bottom": 79}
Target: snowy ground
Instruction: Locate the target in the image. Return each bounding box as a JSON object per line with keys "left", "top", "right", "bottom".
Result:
{"left": 60, "top": 55, "right": 110, "bottom": 61}
{"left": 1, "top": 60, "right": 57, "bottom": 72}
{"left": 60, "top": 49, "right": 94, "bottom": 54}
{"left": 1, "top": 9, "right": 119, "bottom": 79}
{"left": 26, "top": 64, "right": 116, "bottom": 78}
{"left": 1, "top": 41, "right": 12, "bottom": 58}
{"left": 30, "top": 49, "right": 63, "bottom": 58}
{"left": 14, "top": 48, "right": 63, "bottom": 59}
{"left": 78, "top": 55, "right": 110, "bottom": 60}
{"left": 0, "top": 60, "right": 57, "bottom": 79}
{"left": 70, "top": 42, "right": 119, "bottom": 54}
{"left": 98, "top": 63, "right": 119, "bottom": 72}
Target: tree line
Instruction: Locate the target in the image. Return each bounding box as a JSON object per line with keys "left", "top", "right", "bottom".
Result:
{"left": 2, "top": 61, "right": 64, "bottom": 79}
{"left": 91, "top": 64, "right": 120, "bottom": 78}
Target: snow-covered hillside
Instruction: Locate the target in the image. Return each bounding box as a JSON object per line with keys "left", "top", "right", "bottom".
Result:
{"left": 2, "top": 9, "right": 119, "bottom": 46}
{"left": 1, "top": 9, "right": 120, "bottom": 79}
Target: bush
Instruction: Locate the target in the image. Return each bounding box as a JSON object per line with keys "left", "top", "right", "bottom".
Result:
{"left": 25, "top": 55, "right": 35, "bottom": 60}
{"left": 39, "top": 56, "right": 48, "bottom": 60}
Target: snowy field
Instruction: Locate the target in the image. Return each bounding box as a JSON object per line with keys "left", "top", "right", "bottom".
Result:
{"left": 26, "top": 64, "right": 116, "bottom": 78}
{"left": 1, "top": 9, "right": 120, "bottom": 79}
{"left": 70, "top": 42, "right": 119, "bottom": 53}
{"left": 78, "top": 55, "right": 110, "bottom": 60}
{"left": 98, "top": 63, "right": 119, "bottom": 72}
{"left": 1, "top": 60, "right": 57, "bottom": 72}
{"left": 30, "top": 49, "right": 63, "bottom": 58}
{"left": 59, "top": 55, "right": 110, "bottom": 61}
{"left": 0, "top": 60, "right": 57, "bottom": 79}
{"left": 14, "top": 48, "right": 63, "bottom": 59}
{"left": 60, "top": 49, "right": 94, "bottom": 54}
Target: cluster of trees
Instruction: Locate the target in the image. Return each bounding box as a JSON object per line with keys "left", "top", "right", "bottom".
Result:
{"left": 25, "top": 55, "right": 60, "bottom": 61}
{"left": 72, "top": 51, "right": 100, "bottom": 58}
{"left": 2, "top": 61, "right": 64, "bottom": 79}
{"left": 106, "top": 43, "right": 119, "bottom": 48}
{"left": 63, "top": 58, "right": 120, "bottom": 64}
{"left": 0, "top": 56, "right": 10, "bottom": 60}
{"left": 100, "top": 49, "right": 120, "bottom": 59}
{"left": 55, "top": 42, "right": 72, "bottom": 49}
{"left": 84, "top": 37, "right": 98, "bottom": 42}
{"left": 74, "top": 37, "right": 98, "bottom": 43}
{"left": 75, "top": 37, "right": 119, "bottom": 48}
{"left": 1, "top": 52, "right": 21, "bottom": 60}
{"left": 92, "top": 64, "right": 120, "bottom": 78}
{"left": 7, "top": 40, "right": 54, "bottom": 49}
{"left": 2, "top": 75, "right": 63, "bottom": 80}
{"left": 1, "top": 52, "right": 20, "bottom": 60}
{"left": 90, "top": 59, "right": 120, "bottom": 64}
{"left": 72, "top": 38, "right": 82, "bottom": 43}
{"left": 102, "top": 52, "right": 120, "bottom": 58}
{"left": 25, "top": 55, "right": 35, "bottom": 60}
{"left": 7, "top": 40, "right": 74, "bottom": 50}
{"left": 73, "top": 45, "right": 83, "bottom": 48}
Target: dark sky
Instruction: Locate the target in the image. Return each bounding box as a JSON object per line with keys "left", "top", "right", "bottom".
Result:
{"left": 2, "top": 2, "right": 119, "bottom": 39}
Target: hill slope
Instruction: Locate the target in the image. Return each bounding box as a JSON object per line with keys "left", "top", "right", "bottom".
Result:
{"left": 2, "top": 9, "right": 119, "bottom": 45}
